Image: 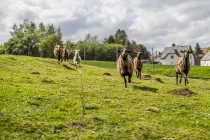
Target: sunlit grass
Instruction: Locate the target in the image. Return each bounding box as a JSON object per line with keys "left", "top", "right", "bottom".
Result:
{"left": 85, "top": 60, "right": 210, "bottom": 78}
{"left": 0, "top": 55, "right": 210, "bottom": 139}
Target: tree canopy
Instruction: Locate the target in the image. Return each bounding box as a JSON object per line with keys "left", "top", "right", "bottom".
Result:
{"left": 3, "top": 20, "right": 150, "bottom": 61}
{"left": 4, "top": 19, "right": 62, "bottom": 57}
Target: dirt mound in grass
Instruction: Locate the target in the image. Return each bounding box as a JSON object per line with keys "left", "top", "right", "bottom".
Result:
{"left": 142, "top": 74, "right": 152, "bottom": 79}
{"left": 167, "top": 88, "right": 195, "bottom": 96}
{"left": 31, "top": 72, "right": 40, "bottom": 74}
{"left": 70, "top": 122, "right": 86, "bottom": 129}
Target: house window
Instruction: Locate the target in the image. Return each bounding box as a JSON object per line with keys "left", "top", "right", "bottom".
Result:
{"left": 171, "top": 55, "right": 174, "bottom": 59}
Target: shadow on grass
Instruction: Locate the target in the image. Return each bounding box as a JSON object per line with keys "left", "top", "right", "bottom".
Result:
{"left": 155, "top": 78, "right": 164, "bottom": 83}
{"left": 133, "top": 85, "right": 158, "bottom": 93}
{"left": 69, "top": 62, "right": 76, "bottom": 66}
{"left": 63, "top": 64, "right": 74, "bottom": 70}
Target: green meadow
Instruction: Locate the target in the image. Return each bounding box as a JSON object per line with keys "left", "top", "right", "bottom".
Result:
{"left": 85, "top": 60, "right": 210, "bottom": 78}
{"left": 1, "top": 55, "right": 210, "bottom": 139}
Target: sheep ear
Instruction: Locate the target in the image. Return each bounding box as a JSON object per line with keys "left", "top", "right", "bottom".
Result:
{"left": 117, "top": 50, "right": 121, "bottom": 52}
{"left": 127, "top": 50, "right": 131, "bottom": 53}
{"left": 180, "top": 50, "right": 184, "bottom": 53}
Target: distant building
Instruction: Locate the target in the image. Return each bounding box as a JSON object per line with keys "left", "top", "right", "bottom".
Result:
{"left": 159, "top": 45, "right": 195, "bottom": 65}
{"left": 201, "top": 51, "right": 210, "bottom": 66}
{"left": 154, "top": 52, "right": 162, "bottom": 63}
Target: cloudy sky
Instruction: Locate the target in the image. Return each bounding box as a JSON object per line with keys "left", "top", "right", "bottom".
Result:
{"left": 0, "top": 0, "right": 210, "bottom": 51}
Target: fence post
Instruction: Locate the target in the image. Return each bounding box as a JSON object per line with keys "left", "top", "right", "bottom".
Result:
{"left": 84, "top": 43, "right": 86, "bottom": 64}
{"left": 152, "top": 47, "right": 154, "bottom": 75}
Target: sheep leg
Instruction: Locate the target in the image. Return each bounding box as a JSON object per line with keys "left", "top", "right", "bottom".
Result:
{"left": 58, "top": 58, "right": 60, "bottom": 64}
{"left": 136, "top": 70, "right": 139, "bottom": 78}
{"left": 123, "top": 76, "right": 127, "bottom": 88}
{"left": 176, "top": 72, "right": 178, "bottom": 84}
{"left": 140, "top": 70, "right": 142, "bottom": 80}
{"left": 184, "top": 74, "right": 188, "bottom": 85}
{"left": 75, "top": 64, "right": 78, "bottom": 69}
{"left": 136, "top": 71, "right": 138, "bottom": 78}
{"left": 179, "top": 74, "right": 182, "bottom": 84}
{"left": 128, "top": 75, "right": 132, "bottom": 83}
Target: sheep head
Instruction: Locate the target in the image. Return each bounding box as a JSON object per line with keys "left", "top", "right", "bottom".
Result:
{"left": 74, "top": 50, "right": 80, "bottom": 56}
{"left": 136, "top": 52, "right": 142, "bottom": 59}
{"left": 180, "top": 50, "right": 193, "bottom": 60}
{"left": 118, "top": 48, "right": 131, "bottom": 61}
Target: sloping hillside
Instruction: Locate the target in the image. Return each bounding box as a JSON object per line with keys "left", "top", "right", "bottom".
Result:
{"left": 0, "top": 55, "right": 210, "bottom": 139}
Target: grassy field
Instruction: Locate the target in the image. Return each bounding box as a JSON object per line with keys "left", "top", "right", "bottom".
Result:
{"left": 85, "top": 60, "right": 210, "bottom": 78}
{"left": 1, "top": 55, "right": 210, "bottom": 139}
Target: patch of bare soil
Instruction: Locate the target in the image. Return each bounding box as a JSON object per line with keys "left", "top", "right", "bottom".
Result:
{"left": 103, "top": 72, "right": 112, "bottom": 76}
{"left": 167, "top": 88, "right": 195, "bottom": 96}
{"left": 142, "top": 74, "right": 152, "bottom": 79}
{"left": 70, "top": 122, "right": 86, "bottom": 129}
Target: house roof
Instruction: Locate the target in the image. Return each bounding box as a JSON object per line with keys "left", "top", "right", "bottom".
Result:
{"left": 201, "top": 51, "right": 210, "bottom": 61}
{"left": 160, "top": 45, "right": 192, "bottom": 59}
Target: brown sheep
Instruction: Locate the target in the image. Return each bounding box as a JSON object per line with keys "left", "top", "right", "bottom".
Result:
{"left": 175, "top": 49, "right": 193, "bottom": 85}
{"left": 63, "top": 46, "right": 69, "bottom": 62}
{"left": 117, "top": 48, "right": 133, "bottom": 88}
{"left": 133, "top": 52, "right": 143, "bottom": 79}
{"left": 54, "top": 45, "right": 64, "bottom": 64}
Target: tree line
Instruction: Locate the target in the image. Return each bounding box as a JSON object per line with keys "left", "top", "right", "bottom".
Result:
{"left": 0, "top": 19, "right": 150, "bottom": 61}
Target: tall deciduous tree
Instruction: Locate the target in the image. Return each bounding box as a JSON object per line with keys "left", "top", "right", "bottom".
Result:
{"left": 107, "top": 35, "right": 115, "bottom": 44}
{"left": 114, "top": 29, "right": 127, "bottom": 45}
{"left": 64, "top": 40, "right": 75, "bottom": 57}
{"left": 138, "top": 44, "right": 149, "bottom": 59}
{"left": 39, "top": 34, "right": 63, "bottom": 58}
{"left": 4, "top": 19, "right": 62, "bottom": 57}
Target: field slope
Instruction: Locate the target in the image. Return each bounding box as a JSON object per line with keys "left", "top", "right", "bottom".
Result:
{"left": 0, "top": 55, "right": 210, "bottom": 139}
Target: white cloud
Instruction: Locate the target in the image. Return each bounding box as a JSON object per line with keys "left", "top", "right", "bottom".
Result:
{"left": 1, "top": 0, "right": 210, "bottom": 51}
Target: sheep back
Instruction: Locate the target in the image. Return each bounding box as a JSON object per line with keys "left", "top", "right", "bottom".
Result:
{"left": 175, "top": 57, "right": 190, "bottom": 74}
{"left": 133, "top": 57, "right": 143, "bottom": 71}
{"left": 54, "top": 45, "right": 63, "bottom": 58}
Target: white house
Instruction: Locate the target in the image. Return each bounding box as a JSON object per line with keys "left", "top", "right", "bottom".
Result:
{"left": 201, "top": 51, "right": 210, "bottom": 66}
{"left": 159, "top": 45, "right": 195, "bottom": 65}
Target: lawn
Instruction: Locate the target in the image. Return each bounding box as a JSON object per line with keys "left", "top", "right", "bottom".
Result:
{"left": 0, "top": 55, "right": 210, "bottom": 139}
{"left": 85, "top": 60, "right": 210, "bottom": 78}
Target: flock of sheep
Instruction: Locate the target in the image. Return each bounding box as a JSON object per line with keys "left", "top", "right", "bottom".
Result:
{"left": 53, "top": 45, "right": 81, "bottom": 69}
{"left": 53, "top": 45, "right": 192, "bottom": 88}
{"left": 116, "top": 48, "right": 192, "bottom": 88}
